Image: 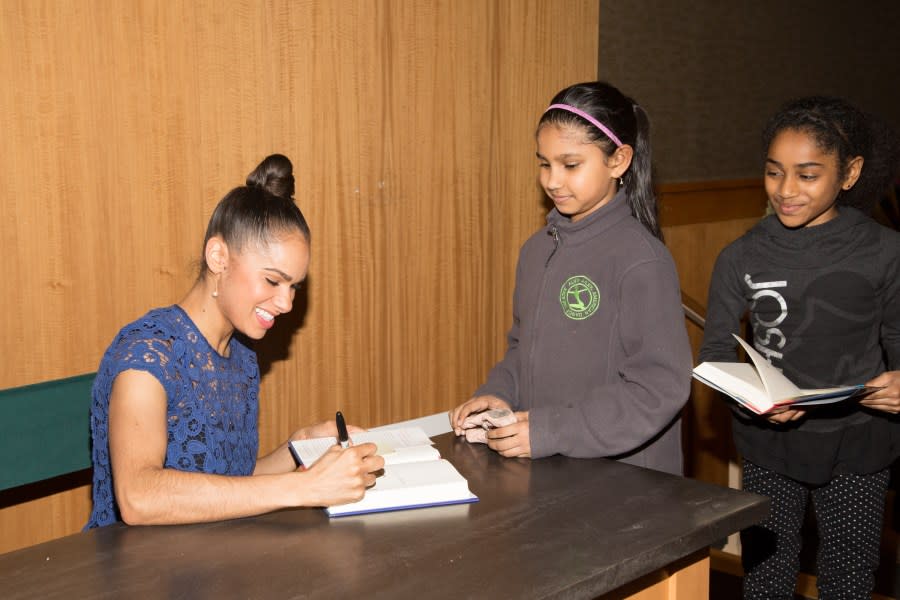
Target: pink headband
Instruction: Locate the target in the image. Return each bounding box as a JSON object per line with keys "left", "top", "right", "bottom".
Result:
{"left": 545, "top": 103, "right": 623, "bottom": 148}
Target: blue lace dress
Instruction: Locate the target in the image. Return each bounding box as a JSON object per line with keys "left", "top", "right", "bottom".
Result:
{"left": 86, "top": 305, "right": 260, "bottom": 528}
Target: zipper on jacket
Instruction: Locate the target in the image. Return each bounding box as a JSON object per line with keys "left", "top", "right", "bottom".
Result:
{"left": 545, "top": 226, "right": 560, "bottom": 267}
{"left": 530, "top": 225, "right": 561, "bottom": 406}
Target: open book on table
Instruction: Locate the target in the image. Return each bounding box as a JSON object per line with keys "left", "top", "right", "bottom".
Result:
{"left": 289, "top": 426, "right": 478, "bottom": 517}
{"left": 692, "top": 334, "right": 878, "bottom": 415}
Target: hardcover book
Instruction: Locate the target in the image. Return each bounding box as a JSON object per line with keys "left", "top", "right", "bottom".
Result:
{"left": 693, "top": 334, "right": 875, "bottom": 415}
{"left": 290, "top": 427, "right": 478, "bottom": 517}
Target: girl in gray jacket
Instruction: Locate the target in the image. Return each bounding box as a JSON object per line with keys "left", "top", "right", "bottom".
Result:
{"left": 451, "top": 81, "right": 691, "bottom": 475}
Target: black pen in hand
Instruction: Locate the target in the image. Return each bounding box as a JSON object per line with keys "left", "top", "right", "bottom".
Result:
{"left": 335, "top": 411, "right": 350, "bottom": 448}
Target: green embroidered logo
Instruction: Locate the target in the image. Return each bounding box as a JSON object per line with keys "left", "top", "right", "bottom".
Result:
{"left": 559, "top": 275, "right": 600, "bottom": 320}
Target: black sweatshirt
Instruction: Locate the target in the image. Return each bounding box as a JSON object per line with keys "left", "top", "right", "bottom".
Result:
{"left": 700, "top": 207, "right": 900, "bottom": 484}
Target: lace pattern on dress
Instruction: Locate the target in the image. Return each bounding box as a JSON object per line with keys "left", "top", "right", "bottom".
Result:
{"left": 86, "top": 306, "right": 259, "bottom": 528}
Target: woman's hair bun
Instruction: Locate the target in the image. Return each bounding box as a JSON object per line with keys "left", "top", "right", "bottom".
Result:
{"left": 246, "top": 154, "right": 295, "bottom": 200}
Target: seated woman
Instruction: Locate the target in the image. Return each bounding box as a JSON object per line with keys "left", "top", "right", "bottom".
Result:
{"left": 86, "top": 154, "right": 383, "bottom": 528}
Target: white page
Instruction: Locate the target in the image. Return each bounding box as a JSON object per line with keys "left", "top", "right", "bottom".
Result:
{"left": 353, "top": 427, "right": 433, "bottom": 448}
{"left": 382, "top": 445, "right": 441, "bottom": 465}
{"left": 733, "top": 335, "right": 801, "bottom": 402}
{"left": 326, "top": 459, "right": 473, "bottom": 516}
{"left": 692, "top": 362, "right": 771, "bottom": 412}
{"left": 731, "top": 334, "right": 862, "bottom": 402}
{"left": 369, "top": 412, "right": 452, "bottom": 437}
{"left": 291, "top": 427, "right": 434, "bottom": 466}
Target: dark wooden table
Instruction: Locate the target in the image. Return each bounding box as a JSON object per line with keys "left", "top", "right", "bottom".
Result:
{"left": 1, "top": 433, "right": 768, "bottom": 599}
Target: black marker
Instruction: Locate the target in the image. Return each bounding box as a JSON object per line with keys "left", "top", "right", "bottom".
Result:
{"left": 336, "top": 411, "right": 350, "bottom": 448}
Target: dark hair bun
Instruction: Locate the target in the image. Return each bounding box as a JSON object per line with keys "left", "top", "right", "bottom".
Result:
{"left": 246, "top": 154, "right": 295, "bottom": 200}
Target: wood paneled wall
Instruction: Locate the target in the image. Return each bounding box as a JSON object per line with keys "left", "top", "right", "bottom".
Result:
{"left": 659, "top": 179, "right": 769, "bottom": 486}
{"left": 0, "top": 0, "right": 599, "bottom": 553}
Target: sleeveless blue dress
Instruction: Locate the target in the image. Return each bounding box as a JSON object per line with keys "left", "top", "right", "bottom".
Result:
{"left": 86, "top": 305, "right": 259, "bottom": 528}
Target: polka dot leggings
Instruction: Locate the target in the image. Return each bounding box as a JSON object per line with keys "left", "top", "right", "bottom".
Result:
{"left": 740, "top": 461, "right": 889, "bottom": 600}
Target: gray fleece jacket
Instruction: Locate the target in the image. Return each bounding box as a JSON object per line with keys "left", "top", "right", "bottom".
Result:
{"left": 475, "top": 191, "right": 692, "bottom": 474}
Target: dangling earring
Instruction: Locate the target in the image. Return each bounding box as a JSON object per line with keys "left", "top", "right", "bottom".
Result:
{"left": 618, "top": 177, "right": 624, "bottom": 186}
{"left": 212, "top": 273, "right": 220, "bottom": 298}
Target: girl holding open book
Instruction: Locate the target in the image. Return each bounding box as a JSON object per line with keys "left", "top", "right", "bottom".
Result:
{"left": 699, "top": 97, "right": 900, "bottom": 599}
{"left": 450, "top": 81, "right": 692, "bottom": 474}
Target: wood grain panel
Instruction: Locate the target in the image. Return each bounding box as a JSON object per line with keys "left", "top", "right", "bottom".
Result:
{"left": 599, "top": 550, "right": 710, "bottom": 599}
{"left": 660, "top": 180, "right": 767, "bottom": 306}
{"left": 659, "top": 180, "right": 767, "bottom": 485}
{"left": 0, "top": 0, "right": 598, "bottom": 552}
